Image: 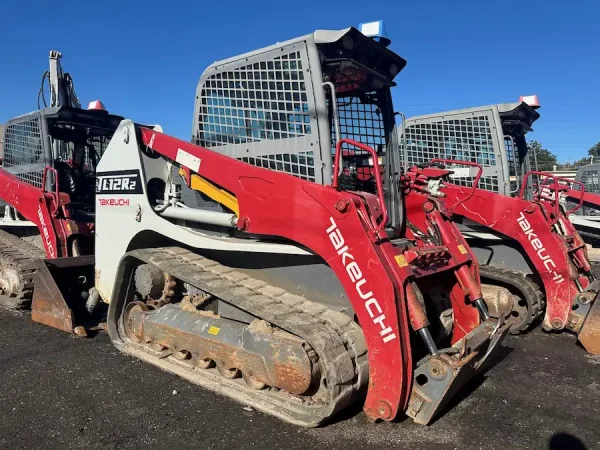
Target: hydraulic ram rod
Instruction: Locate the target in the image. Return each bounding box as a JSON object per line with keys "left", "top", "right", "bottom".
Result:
{"left": 159, "top": 206, "right": 238, "bottom": 228}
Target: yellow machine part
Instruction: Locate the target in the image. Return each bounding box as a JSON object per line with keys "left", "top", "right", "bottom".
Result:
{"left": 178, "top": 168, "right": 239, "bottom": 216}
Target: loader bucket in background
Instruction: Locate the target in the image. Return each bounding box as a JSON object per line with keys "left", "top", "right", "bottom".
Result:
{"left": 578, "top": 297, "right": 600, "bottom": 355}
{"left": 31, "top": 256, "right": 103, "bottom": 337}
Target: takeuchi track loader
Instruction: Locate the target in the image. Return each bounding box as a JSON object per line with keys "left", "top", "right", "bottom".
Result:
{"left": 0, "top": 27, "right": 509, "bottom": 427}
{"left": 402, "top": 162, "right": 600, "bottom": 353}
{"left": 0, "top": 50, "right": 123, "bottom": 332}
{"left": 389, "top": 95, "right": 600, "bottom": 351}
{"left": 93, "top": 123, "right": 507, "bottom": 427}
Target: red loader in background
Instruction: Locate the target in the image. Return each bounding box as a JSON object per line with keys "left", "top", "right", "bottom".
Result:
{"left": 403, "top": 160, "right": 600, "bottom": 354}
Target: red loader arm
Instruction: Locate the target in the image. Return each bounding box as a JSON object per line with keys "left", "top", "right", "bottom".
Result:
{"left": 0, "top": 167, "right": 61, "bottom": 258}
{"left": 407, "top": 164, "right": 592, "bottom": 332}
{"left": 564, "top": 186, "right": 600, "bottom": 212}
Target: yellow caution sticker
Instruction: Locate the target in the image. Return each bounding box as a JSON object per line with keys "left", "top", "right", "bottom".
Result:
{"left": 395, "top": 255, "right": 409, "bottom": 267}
{"left": 457, "top": 245, "right": 468, "bottom": 255}
{"left": 208, "top": 326, "right": 220, "bottom": 336}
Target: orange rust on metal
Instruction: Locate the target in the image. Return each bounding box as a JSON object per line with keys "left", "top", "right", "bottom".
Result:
{"left": 578, "top": 300, "right": 600, "bottom": 355}
{"left": 30, "top": 256, "right": 95, "bottom": 335}
{"left": 128, "top": 308, "right": 315, "bottom": 394}
{"left": 31, "top": 259, "right": 75, "bottom": 334}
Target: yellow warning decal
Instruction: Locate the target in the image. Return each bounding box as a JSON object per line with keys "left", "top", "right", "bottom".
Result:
{"left": 457, "top": 245, "right": 468, "bottom": 255}
{"left": 395, "top": 255, "right": 409, "bottom": 267}
{"left": 208, "top": 326, "right": 220, "bottom": 336}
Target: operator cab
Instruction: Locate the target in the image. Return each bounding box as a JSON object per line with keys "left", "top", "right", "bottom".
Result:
{"left": 400, "top": 96, "right": 541, "bottom": 197}
{"left": 317, "top": 26, "right": 405, "bottom": 189}
{"left": 2, "top": 104, "right": 123, "bottom": 220}
{"left": 192, "top": 24, "right": 404, "bottom": 193}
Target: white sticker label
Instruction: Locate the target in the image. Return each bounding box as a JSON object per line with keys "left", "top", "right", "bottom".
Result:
{"left": 176, "top": 148, "right": 201, "bottom": 173}
{"left": 448, "top": 167, "right": 477, "bottom": 178}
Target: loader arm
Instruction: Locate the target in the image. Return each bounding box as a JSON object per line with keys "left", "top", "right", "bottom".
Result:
{"left": 0, "top": 167, "right": 62, "bottom": 258}
{"left": 442, "top": 184, "right": 584, "bottom": 331}
{"left": 566, "top": 188, "right": 600, "bottom": 211}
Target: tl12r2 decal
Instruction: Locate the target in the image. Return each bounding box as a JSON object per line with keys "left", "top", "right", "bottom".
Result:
{"left": 96, "top": 170, "right": 143, "bottom": 195}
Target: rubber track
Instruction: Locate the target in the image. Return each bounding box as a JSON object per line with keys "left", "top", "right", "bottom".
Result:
{"left": 0, "top": 229, "right": 46, "bottom": 310}
{"left": 119, "top": 247, "right": 369, "bottom": 427}
{"left": 479, "top": 264, "right": 545, "bottom": 334}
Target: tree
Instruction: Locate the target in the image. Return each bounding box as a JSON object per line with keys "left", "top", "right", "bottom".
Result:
{"left": 527, "top": 140, "right": 557, "bottom": 171}
{"left": 573, "top": 156, "right": 592, "bottom": 168}
{"left": 588, "top": 142, "right": 600, "bottom": 160}
{"left": 569, "top": 142, "right": 600, "bottom": 168}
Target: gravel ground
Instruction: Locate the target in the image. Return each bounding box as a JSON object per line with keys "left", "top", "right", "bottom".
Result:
{"left": 0, "top": 307, "right": 598, "bottom": 450}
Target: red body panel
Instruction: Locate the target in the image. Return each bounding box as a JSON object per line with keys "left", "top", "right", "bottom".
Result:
{"left": 0, "top": 168, "right": 60, "bottom": 257}
{"left": 0, "top": 167, "right": 93, "bottom": 258}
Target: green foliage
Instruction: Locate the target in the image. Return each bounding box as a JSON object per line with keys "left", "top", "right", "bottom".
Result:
{"left": 527, "top": 140, "right": 558, "bottom": 171}
{"left": 588, "top": 142, "right": 600, "bottom": 158}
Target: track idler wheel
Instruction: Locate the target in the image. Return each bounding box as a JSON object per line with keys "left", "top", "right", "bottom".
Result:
{"left": 123, "top": 301, "right": 149, "bottom": 343}
{"left": 134, "top": 264, "right": 166, "bottom": 300}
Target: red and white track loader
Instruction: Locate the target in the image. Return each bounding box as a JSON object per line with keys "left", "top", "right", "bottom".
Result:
{"left": 91, "top": 121, "right": 508, "bottom": 427}
{"left": 0, "top": 50, "right": 123, "bottom": 332}
{"left": 0, "top": 28, "right": 509, "bottom": 427}
{"left": 403, "top": 161, "right": 600, "bottom": 354}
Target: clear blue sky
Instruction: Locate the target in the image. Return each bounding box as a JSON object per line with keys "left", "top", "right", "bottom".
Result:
{"left": 1, "top": 0, "right": 598, "bottom": 163}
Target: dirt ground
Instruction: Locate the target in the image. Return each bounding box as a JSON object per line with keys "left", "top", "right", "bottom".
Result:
{"left": 0, "top": 307, "right": 598, "bottom": 450}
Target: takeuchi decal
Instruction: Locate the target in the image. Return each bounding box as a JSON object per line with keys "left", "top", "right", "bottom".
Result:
{"left": 326, "top": 217, "right": 397, "bottom": 343}
{"left": 98, "top": 198, "right": 130, "bottom": 207}
{"left": 517, "top": 211, "right": 565, "bottom": 284}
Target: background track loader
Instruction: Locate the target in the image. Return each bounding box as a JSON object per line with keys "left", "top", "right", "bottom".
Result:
{"left": 385, "top": 94, "right": 600, "bottom": 352}
{"left": 402, "top": 161, "right": 600, "bottom": 353}
{"left": 0, "top": 50, "right": 125, "bottom": 334}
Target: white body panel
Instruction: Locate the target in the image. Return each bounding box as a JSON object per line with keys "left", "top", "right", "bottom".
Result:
{"left": 95, "top": 121, "right": 310, "bottom": 303}
{"left": 569, "top": 214, "right": 600, "bottom": 227}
